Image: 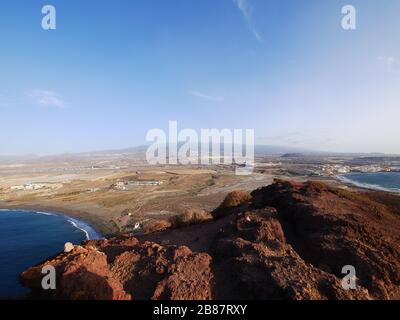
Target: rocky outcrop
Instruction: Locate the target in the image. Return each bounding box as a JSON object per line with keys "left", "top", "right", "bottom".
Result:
{"left": 212, "top": 208, "right": 370, "bottom": 300}
{"left": 20, "top": 244, "right": 132, "bottom": 300}
{"left": 20, "top": 234, "right": 213, "bottom": 300}
{"left": 249, "top": 180, "right": 400, "bottom": 299}
{"left": 20, "top": 180, "right": 400, "bottom": 300}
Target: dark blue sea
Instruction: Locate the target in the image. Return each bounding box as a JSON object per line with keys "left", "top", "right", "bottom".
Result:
{"left": 338, "top": 172, "right": 400, "bottom": 193}
{"left": 0, "top": 209, "right": 102, "bottom": 298}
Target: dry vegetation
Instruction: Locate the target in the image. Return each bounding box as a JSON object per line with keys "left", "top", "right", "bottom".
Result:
{"left": 219, "top": 190, "right": 252, "bottom": 209}
{"left": 142, "top": 220, "right": 172, "bottom": 234}
{"left": 170, "top": 208, "right": 213, "bottom": 228}
{"left": 143, "top": 208, "right": 213, "bottom": 234}
{"left": 300, "top": 181, "right": 400, "bottom": 220}
{"left": 0, "top": 156, "right": 277, "bottom": 235}
{"left": 365, "top": 192, "right": 400, "bottom": 217}
{"left": 212, "top": 190, "right": 253, "bottom": 219}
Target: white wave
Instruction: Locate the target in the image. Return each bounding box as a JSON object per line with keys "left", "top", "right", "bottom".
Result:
{"left": 67, "top": 219, "right": 90, "bottom": 240}
{"left": 0, "top": 209, "right": 56, "bottom": 216}
{"left": 66, "top": 217, "right": 103, "bottom": 241}
{"left": 0, "top": 208, "right": 33, "bottom": 213}
{"left": 35, "top": 211, "right": 56, "bottom": 216}
{"left": 336, "top": 175, "right": 400, "bottom": 193}
{"left": 0, "top": 208, "right": 103, "bottom": 240}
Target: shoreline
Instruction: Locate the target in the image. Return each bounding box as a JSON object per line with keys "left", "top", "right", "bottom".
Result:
{"left": 335, "top": 173, "right": 400, "bottom": 194}
{"left": 1, "top": 174, "right": 398, "bottom": 240}
{"left": 0, "top": 208, "right": 103, "bottom": 240}
{"left": 0, "top": 202, "right": 118, "bottom": 236}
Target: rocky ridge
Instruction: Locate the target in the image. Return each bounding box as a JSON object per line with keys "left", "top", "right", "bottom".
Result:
{"left": 20, "top": 180, "right": 400, "bottom": 300}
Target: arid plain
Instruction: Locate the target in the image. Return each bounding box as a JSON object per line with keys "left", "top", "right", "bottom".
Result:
{"left": 1, "top": 150, "right": 398, "bottom": 236}
{"left": 0, "top": 152, "right": 277, "bottom": 235}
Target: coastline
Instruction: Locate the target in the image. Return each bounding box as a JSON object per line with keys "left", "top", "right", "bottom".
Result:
{"left": 0, "top": 208, "right": 103, "bottom": 240}
{"left": 1, "top": 173, "right": 398, "bottom": 240}
{"left": 335, "top": 173, "right": 400, "bottom": 193}
{"left": 0, "top": 202, "right": 117, "bottom": 236}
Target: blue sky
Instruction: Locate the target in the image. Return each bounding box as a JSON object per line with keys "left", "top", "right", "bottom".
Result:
{"left": 1, "top": 0, "right": 400, "bottom": 155}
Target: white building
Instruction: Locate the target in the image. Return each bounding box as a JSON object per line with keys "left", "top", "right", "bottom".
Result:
{"left": 10, "top": 183, "right": 47, "bottom": 191}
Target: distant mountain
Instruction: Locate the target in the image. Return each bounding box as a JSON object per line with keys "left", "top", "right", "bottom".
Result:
{"left": 93, "top": 144, "right": 318, "bottom": 157}
{"left": 87, "top": 145, "right": 149, "bottom": 155}
{"left": 0, "top": 154, "right": 39, "bottom": 163}
{"left": 1, "top": 145, "right": 398, "bottom": 164}
{"left": 254, "top": 145, "right": 316, "bottom": 156}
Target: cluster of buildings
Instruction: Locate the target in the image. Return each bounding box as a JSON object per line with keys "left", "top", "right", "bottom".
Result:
{"left": 321, "top": 165, "right": 351, "bottom": 176}
{"left": 352, "top": 165, "right": 392, "bottom": 173}
{"left": 319, "top": 164, "right": 394, "bottom": 176}
{"left": 113, "top": 182, "right": 128, "bottom": 191}
{"left": 10, "top": 183, "right": 48, "bottom": 191}
{"left": 113, "top": 180, "right": 163, "bottom": 191}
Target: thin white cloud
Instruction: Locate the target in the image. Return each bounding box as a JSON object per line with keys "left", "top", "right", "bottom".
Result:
{"left": 232, "top": 0, "right": 263, "bottom": 42}
{"left": 26, "top": 90, "right": 65, "bottom": 108}
{"left": 189, "top": 90, "right": 224, "bottom": 102}
{"left": 377, "top": 56, "right": 398, "bottom": 73}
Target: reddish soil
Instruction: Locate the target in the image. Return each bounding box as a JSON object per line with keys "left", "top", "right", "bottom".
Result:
{"left": 20, "top": 180, "right": 400, "bottom": 300}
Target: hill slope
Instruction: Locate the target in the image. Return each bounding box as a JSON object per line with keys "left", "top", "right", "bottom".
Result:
{"left": 20, "top": 180, "right": 400, "bottom": 300}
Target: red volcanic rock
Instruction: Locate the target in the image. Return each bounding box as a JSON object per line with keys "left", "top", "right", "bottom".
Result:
{"left": 152, "top": 249, "right": 213, "bottom": 300}
{"left": 20, "top": 245, "right": 131, "bottom": 300}
{"left": 249, "top": 180, "right": 400, "bottom": 299}
{"left": 20, "top": 236, "right": 213, "bottom": 300}
{"left": 20, "top": 180, "right": 400, "bottom": 300}
{"left": 212, "top": 208, "right": 370, "bottom": 300}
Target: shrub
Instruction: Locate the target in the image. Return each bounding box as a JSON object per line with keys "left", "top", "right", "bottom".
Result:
{"left": 219, "top": 191, "right": 252, "bottom": 209}
{"left": 171, "top": 208, "right": 213, "bottom": 228}
{"left": 142, "top": 220, "right": 172, "bottom": 234}
{"left": 212, "top": 190, "right": 253, "bottom": 219}
{"left": 305, "top": 181, "right": 329, "bottom": 193}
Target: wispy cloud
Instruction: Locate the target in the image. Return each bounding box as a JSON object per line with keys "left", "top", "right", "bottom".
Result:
{"left": 232, "top": 0, "right": 262, "bottom": 42}
{"left": 189, "top": 90, "right": 224, "bottom": 102}
{"left": 377, "top": 56, "right": 398, "bottom": 73}
{"left": 26, "top": 90, "right": 65, "bottom": 108}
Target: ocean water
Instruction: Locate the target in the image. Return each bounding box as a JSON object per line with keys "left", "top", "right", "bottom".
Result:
{"left": 0, "top": 209, "right": 102, "bottom": 298}
{"left": 338, "top": 172, "right": 400, "bottom": 193}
